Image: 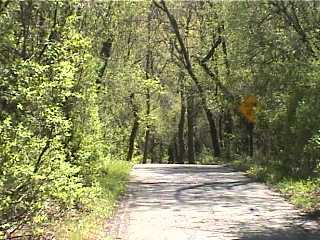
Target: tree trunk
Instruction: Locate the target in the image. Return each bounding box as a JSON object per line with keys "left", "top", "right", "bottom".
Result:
{"left": 219, "top": 114, "right": 223, "bottom": 149}
{"left": 142, "top": 6, "right": 153, "bottom": 164}
{"left": 168, "top": 144, "right": 174, "bottom": 164}
{"left": 143, "top": 89, "right": 151, "bottom": 164}
{"left": 150, "top": 135, "right": 156, "bottom": 164}
{"left": 127, "top": 93, "right": 139, "bottom": 162}
{"left": 142, "top": 128, "right": 150, "bottom": 164}
{"left": 174, "top": 136, "right": 179, "bottom": 162}
{"left": 225, "top": 110, "right": 233, "bottom": 159}
{"left": 205, "top": 109, "right": 221, "bottom": 157}
{"left": 168, "top": 136, "right": 177, "bottom": 164}
{"left": 159, "top": 141, "right": 163, "bottom": 164}
{"left": 247, "top": 122, "right": 254, "bottom": 157}
{"left": 177, "top": 77, "right": 186, "bottom": 164}
{"left": 20, "top": 1, "right": 32, "bottom": 60}
{"left": 187, "top": 93, "right": 195, "bottom": 164}
{"left": 127, "top": 119, "right": 139, "bottom": 162}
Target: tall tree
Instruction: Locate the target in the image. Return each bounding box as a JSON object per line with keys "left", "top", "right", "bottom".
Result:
{"left": 154, "top": 0, "right": 221, "bottom": 157}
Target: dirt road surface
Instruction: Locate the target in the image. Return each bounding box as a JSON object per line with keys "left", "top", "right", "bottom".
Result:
{"left": 106, "top": 164, "right": 320, "bottom": 240}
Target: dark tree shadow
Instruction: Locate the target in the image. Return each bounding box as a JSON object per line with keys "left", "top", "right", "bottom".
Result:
{"left": 238, "top": 226, "right": 320, "bottom": 240}
{"left": 126, "top": 165, "right": 320, "bottom": 239}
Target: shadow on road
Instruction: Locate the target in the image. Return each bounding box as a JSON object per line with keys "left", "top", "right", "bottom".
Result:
{"left": 174, "top": 179, "right": 253, "bottom": 204}
{"left": 123, "top": 164, "right": 320, "bottom": 239}
{"left": 238, "top": 226, "right": 320, "bottom": 240}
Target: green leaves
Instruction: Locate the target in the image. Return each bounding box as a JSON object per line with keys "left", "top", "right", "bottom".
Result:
{"left": 0, "top": 1, "right": 112, "bottom": 235}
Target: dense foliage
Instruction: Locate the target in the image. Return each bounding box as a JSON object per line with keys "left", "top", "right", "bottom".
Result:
{"left": 0, "top": 1, "right": 132, "bottom": 238}
{"left": 0, "top": 0, "right": 319, "bottom": 238}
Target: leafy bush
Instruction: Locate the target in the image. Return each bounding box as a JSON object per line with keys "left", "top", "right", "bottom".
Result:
{"left": 0, "top": 3, "right": 128, "bottom": 237}
{"left": 277, "top": 179, "right": 320, "bottom": 211}
{"left": 52, "top": 159, "right": 132, "bottom": 240}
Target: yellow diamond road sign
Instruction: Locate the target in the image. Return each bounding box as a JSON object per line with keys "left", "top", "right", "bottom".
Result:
{"left": 239, "top": 96, "right": 257, "bottom": 124}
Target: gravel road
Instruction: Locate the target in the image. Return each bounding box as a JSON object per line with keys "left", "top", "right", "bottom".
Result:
{"left": 106, "top": 164, "right": 320, "bottom": 240}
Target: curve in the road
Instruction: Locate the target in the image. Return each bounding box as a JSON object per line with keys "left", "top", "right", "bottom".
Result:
{"left": 106, "top": 164, "right": 320, "bottom": 240}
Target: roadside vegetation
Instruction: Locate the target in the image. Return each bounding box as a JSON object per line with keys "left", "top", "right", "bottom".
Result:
{"left": 222, "top": 156, "right": 320, "bottom": 213}
{"left": 53, "top": 160, "right": 131, "bottom": 240}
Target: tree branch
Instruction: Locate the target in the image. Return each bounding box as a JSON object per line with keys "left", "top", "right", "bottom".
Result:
{"left": 269, "top": 1, "right": 315, "bottom": 57}
{"left": 199, "top": 61, "right": 234, "bottom": 101}
{"left": 37, "top": 2, "right": 59, "bottom": 60}
{"left": 200, "top": 36, "right": 222, "bottom": 63}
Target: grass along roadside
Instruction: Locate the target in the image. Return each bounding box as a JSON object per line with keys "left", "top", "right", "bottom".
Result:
{"left": 225, "top": 158, "right": 320, "bottom": 214}
{"left": 50, "top": 160, "right": 132, "bottom": 240}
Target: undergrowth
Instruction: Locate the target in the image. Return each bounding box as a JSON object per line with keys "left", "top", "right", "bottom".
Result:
{"left": 49, "top": 159, "right": 132, "bottom": 240}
